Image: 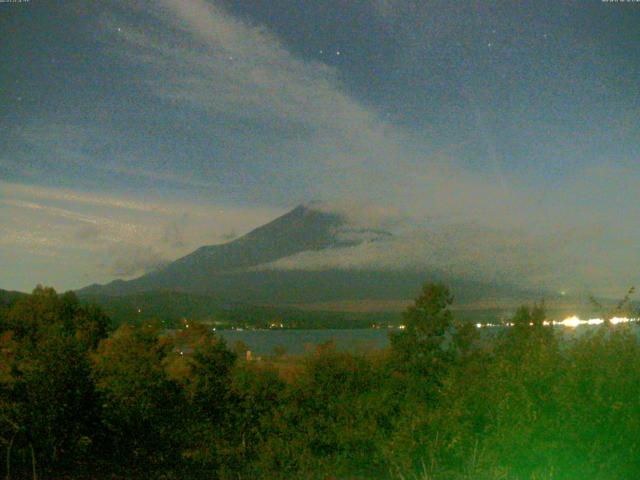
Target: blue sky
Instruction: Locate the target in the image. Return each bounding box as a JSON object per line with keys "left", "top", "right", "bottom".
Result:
{"left": 1, "top": 0, "right": 639, "bottom": 295}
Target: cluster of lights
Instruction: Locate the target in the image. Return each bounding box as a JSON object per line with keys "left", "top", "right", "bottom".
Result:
{"left": 556, "top": 316, "right": 636, "bottom": 328}
{"left": 474, "top": 316, "right": 638, "bottom": 329}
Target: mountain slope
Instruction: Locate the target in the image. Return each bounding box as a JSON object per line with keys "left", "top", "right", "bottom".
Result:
{"left": 80, "top": 205, "right": 369, "bottom": 297}
{"left": 78, "top": 204, "right": 538, "bottom": 306}
{"left": 166, "top": 204, "right": 349, "bottom": 271}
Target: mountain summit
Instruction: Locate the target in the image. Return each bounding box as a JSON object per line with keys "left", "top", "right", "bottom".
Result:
{"left": 169, "top": 205, "right": 352, "bottom": 272}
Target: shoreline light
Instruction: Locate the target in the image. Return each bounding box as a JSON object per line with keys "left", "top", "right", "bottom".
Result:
{"left": 473, "top": 316, "right": 638, "bottom": 329}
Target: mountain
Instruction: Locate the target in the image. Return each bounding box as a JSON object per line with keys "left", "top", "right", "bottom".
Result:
{"left": 80, "top": 206, "right": 333, "bottom": 294}
{"left": 78, "top": 204, "right": 537, "bottom": 307}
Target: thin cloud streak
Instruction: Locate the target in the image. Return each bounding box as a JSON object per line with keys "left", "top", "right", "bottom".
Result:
{"left": 1, "top": 180, "right": 282, "bottom": 290}
{"left": 97, "top": 0, "right": 639, "bottom": 295}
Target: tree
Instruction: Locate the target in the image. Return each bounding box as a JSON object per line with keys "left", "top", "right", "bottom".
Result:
{"left": 0, "top": 287, "right": 108, "bottom": 477}
{"left": 91, "top": 322, "right": 187, "bottom": 475}
{"left": 5, "top": 287, "right": 109, "bottom": 351}
{"left": 390, "top": 282, "right": 455, "bottom": 381}
{"left": 223, "top": 363, "right": 286, "bottom": 478}
{"left": 589, "top": 286, "right": 636, "bottom": 326}
{"left": 503, "top": 303, "right": 554, "bottom": 356}
{"left": 188, "top": 335, "right": 237, "bottom": 424}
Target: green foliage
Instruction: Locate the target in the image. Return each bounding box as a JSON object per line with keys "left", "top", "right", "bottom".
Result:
{"left": 4, "top": 283, "right": 640, "bottom": 479}
{"left": 389, "top": 283, "right": 455, "bottom": 403}
{"left": 91, "top": 322, "right": 188, "bottom": 474}
{"left": 391, "top": 284, "right": 453, "bottom": 359}
{"left": 188, "top": 336, "right": 237, "bottom": 419}
{"left": 0, "top": 286, "right": 109, "bottom": 477}
{"left": 247, "top": 345, "right": 395, "bottom": 479}
{"left": 6, "top": 286, "right": 109, "bottom": 350}
{"left": 222, "top": 364, "right": 286, "bottom": 478}
{"left": 181, "top": 335, "right": 237, "bottom": 472}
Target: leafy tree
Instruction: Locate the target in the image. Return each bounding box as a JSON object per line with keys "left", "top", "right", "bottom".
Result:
{"left": 248, "top": 346, "right": 394, "bottom": 480}
{"left": 188, "top": 336, "right": 236, "bottom": 419}
{"left": 589, "top": 285, "right": 637, "bottom": 325}
{"left": 161, "top": 325, "right": 240, "bottom": 475}
{"left": 222, "top": 363, "right": 286, "bottom": 478}
{"left": 390, "top": 283, "right": 455, "bottom": 385}
{"left": 91, "top": 322, "right": 187, "bottom": 475}
{"left": 0, "top": 287, "right": 108, "bottom": 477}
{"left": 506, "top": 303, "right": 553, "bottom": 350}
{"left": 5, "top": 286, "right": 109, "bottom": 351}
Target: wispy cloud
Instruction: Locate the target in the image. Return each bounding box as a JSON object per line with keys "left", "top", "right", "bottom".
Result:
{"left": 259, "top": 221, "right": 566, "bottom": 289}
{"left": 96, "top": 0, "right": 640, "bottom": 294}
{"left": 1, "top": 180, "right": 171, "bottom": 215}
{"left": 6, "top": 123, "right": 218, "bottom": 191}
{"left": 106, "top": 244, "right": 169, "bottom": 278}
{"left": 106, "top": 0, "right": 611, "bottom": 234}
{"left": 1, "top": 180, "right": 282, "bottom": 288}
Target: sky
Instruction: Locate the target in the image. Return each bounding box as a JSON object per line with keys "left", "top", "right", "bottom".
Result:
{"left": 1, "top": 0, "right": 639, "bottom": 295}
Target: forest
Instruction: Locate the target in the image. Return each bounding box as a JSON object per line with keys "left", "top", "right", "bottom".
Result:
{"left": 1, "top": 283, "right": 640, "bottom": 480}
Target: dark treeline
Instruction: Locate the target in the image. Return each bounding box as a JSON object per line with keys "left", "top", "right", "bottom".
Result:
{"left": 79, "top": 291, "right": 400, "bottom": 330}
{"left": 2, "top": 284, "right": 640, "bottom": 479}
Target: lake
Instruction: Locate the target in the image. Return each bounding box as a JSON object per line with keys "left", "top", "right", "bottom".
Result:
{"left": 217, "top": 322, "right": 640, "bottom": 356}
{"left": 217, "top": 328, "right": 393, "bottom": 355}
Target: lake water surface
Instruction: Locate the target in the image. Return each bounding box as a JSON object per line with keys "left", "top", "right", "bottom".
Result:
{"left": 218, "top": 328, "right": 392, "bottom": 355}
{"left": 218, "top": 323, "right": 640, "bottom": 356}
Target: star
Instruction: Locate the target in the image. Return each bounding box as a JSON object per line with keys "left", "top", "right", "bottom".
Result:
{"left": 117, "top": 27, "right": 122, "bottom": 33}
{"left": 336, "top": 50, "right": 341, "bottom": 56}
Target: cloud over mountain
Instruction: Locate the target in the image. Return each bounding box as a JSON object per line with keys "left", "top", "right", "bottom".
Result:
{"left": 106, "top": 245, "right": 169, "bottom": 278}
{"left": 80, "top": 203, "right": 575, "bottom": 304}
{"left": 2, "top": 0, "right": 638, "bottom": 296}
